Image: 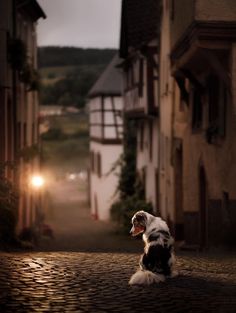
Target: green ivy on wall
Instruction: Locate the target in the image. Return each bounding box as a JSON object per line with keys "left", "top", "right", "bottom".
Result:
{"left": 110, "top": 117, "right": 153, "bottom": 233}
{"left": 8, "top": 38, "right": 40, "bottom": 91}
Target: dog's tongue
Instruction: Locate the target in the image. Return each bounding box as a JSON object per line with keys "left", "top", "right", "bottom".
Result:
{"left": 133, "top": 226, "right": 145, "bottom": 236}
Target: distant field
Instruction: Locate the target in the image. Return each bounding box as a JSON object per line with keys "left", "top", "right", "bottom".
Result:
{"left": 39, "top": 64, "right": 106, "bottom": 86}
{"left": 47, "top": 114, "right": 88, "bottom": 135}
{"left": 41, "top": 113, "right": 89, "bottom": 174}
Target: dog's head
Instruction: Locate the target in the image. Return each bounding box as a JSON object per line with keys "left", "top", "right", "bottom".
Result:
{"left": 130, "top": 210, "right": 151, "bottom": 236}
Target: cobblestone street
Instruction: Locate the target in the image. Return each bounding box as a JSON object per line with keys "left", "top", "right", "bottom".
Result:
{"left": 0, "top": 180, "right": 236, "bottom": 312}
{"left": 0, "top": 251, "right": 236, "bottom": 313}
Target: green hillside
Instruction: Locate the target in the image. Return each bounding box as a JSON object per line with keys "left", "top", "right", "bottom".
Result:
{"left": 38, "top": 46, "right": 117, "bottom": 68}
{"left": 38, "top": 46, "right": 117, "bottom": 107}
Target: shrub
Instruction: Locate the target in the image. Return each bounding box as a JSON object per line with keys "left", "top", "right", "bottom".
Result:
{"left": 110, "top": 195, "right": 153, "bottom": 234}
{"left": 110, "top": 117, "right": 153, "bottom": 233}
{"left": 41, "top": 127, "right": 67, "bottom": 140}
{"left": 0, "top": 164, "right": 18, "bottom": 248}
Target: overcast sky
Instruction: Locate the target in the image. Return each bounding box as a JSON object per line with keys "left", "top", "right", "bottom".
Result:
{"left": 37, "top": 0, "right": 122, "bottom": 48}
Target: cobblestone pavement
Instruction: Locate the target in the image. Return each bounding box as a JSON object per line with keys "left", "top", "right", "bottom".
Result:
{"left": 0, "top": 251, "right": 235, "bottom": 313}
{"left": 1, "top": 180, "right": 235, "bottom": 312}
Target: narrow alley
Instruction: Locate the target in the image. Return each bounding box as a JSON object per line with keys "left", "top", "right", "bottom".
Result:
{"left": 1, "top": 0, "right": 236, "bottom": 312}
{"left": 36, "top": 175, "right": 141, "bottom": 253}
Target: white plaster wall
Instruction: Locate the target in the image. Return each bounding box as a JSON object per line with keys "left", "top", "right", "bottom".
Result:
{"left": 89, "top": 97, "right": 102, "bottom": 138}
{"left": 90, "top": 141, "right": 123, "bottom": 220}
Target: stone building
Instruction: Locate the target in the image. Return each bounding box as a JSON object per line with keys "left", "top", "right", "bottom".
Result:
{"left": 118, "top": 0, "right": 236, "bottom": 248}
{"left": 170, "top": 0, "right": 236, "bottom": 247}
{"left": 88, "top": 55, "right": 123, "bottom": 220}
{"left": 0, "top": 0, "right": 45, "bottom": 236}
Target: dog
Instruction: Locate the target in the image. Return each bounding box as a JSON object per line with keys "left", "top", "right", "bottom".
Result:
{"left": 129, "top": 210, "right": 177, "bottom": 285}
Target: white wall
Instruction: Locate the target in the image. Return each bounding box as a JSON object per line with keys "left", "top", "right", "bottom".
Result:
{"left": 89, "top": 95, "right": 123, "bottom": 220}
{"left": 90, "top": 141, "right": 122, "bottom": 220}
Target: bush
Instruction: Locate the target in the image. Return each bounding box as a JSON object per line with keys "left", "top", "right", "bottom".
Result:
{"left": 0, "top": 207, "right": 17, "bottom": 245}
{"left": 41, "top": 128, "right": 67, "bottom": 140}
{"left": 0, "top": 164, "right": 18, "bottom": 248}
{"left": 109, "top": 118, "right": 153, "bottom": 233}
{"left": 110, "top": 195, "right": 153, "bottom": 234}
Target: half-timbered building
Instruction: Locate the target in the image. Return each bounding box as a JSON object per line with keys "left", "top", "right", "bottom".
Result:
{"left": 88, "top": 55, "right": 123, "bottom": 220}
{"left": 119, "top": 0, "right": 161, "bottom": 212}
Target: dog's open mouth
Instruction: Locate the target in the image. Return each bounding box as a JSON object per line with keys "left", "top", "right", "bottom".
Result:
{"left": 131, "top": 225, "right": 145, "bottom": 236}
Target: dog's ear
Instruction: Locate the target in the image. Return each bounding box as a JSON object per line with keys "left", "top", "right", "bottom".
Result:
{"left": 134, "top": 211, "right": 147, "bottom": 226}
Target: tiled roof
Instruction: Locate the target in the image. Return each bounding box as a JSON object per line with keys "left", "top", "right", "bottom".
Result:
{"left": 88, "top": 54, "right": 122, "bottom": 98}
{"left": 119, "top": 0, "right": 161, "bottom": 57}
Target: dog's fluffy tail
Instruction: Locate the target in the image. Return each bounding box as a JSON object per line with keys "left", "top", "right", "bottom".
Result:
{"left": 129, "top": 270, "right": 165, "bottom": 285}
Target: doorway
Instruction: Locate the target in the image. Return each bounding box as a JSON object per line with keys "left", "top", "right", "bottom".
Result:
{"left": 174, "top": 145, "right": 184, "bottom": 240}
{"left": 199, "top": 166, "right": 208, "bottom": 248}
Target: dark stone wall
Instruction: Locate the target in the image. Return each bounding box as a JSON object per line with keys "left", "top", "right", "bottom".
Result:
{"left": 208, "top": 200, "right": 223, "bottom": 246}
{"left": 184, "top": 212, "right": 199, "bottom": 245}
{"left": 184, "top": 200, "right": 236, "bottom": 247}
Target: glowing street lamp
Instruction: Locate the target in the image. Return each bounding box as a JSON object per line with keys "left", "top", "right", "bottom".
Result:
{"left": 31, "top": 175, "right": 45, "bottom": 189}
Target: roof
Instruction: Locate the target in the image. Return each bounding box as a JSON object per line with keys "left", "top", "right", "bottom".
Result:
{"left": 88, "top": 54, "right": 122, "bottom": 98}
{"left": 17, "top": 0, "right": 46, "bottom": 21}
{"left": 119, "top": 0, "right": 161, "bottom": 58}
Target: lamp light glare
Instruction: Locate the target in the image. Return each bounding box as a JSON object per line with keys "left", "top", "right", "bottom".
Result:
{"left": 31, "top": 175, "right": 45, "bottom": 188}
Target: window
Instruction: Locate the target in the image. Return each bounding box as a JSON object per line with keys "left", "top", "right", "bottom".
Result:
{"left": 147, "top": 56, "right": 155, "bottom": 113}
{"left": 138, "top": 59, "right": 144, "bottom": 97}
{"left": 191, "top": 87, "right": 202, "bottom": 130}
{"left": 208, "top": 75, "right": 219, "bottom": 127}
{"left": 149, "top": 121, "right": 153, "bottom": 161}
{"left": 139, "top": 123, "right": 144, "bottom": 151}
{"left": 97, "top": 153, "right": 102, "bottom": 177}
{"left": 90, "top": 151, "right": 95, "bottom": 172}
{"left": 207, "top": 75, "right": 227, "bottom": 138}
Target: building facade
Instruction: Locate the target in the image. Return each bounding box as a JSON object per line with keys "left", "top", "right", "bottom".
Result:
{"left": 170, "top": 0, "right": 236, "bottom": 247}
{"left": 159, "top": 0, "right": 187, "bottom": 240}
{"left": 88, "top": 55, "right": 123, "bottom": 220}
{"left": 118, "top": 0, "right": 236, "bottom": 248}
{"left": 119, "top": 0, "right": 161, "bottom": 213}
{"left": 0, "top": 0, "right": 45, "bottom": 236}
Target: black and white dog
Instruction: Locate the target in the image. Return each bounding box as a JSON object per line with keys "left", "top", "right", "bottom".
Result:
{"left": 129, "top": 210, "right": 177, "bottom": 285}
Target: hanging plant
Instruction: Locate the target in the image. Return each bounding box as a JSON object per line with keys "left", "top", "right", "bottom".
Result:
{"left": 19, "top": 63, "right": 41, "bottom": 91}
{"left": 8, "top": 38, "right": 40, "bottom": 91}
{"left": 109, "top": 117, "right": 153, "bottom": 233}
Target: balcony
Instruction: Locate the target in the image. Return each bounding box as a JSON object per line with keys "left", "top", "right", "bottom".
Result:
{"left": 170, "top": 0, "right": 236, "bottom": 65}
